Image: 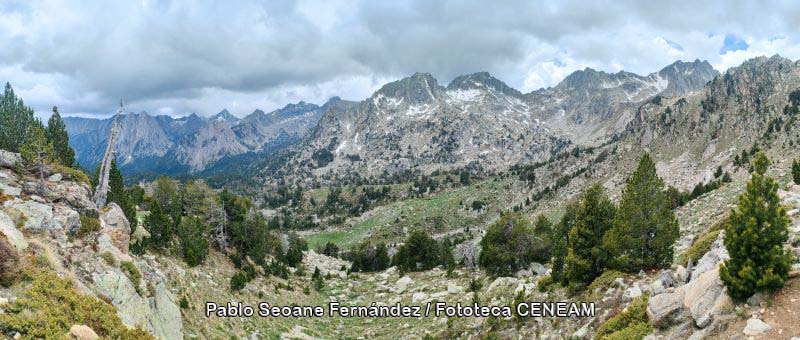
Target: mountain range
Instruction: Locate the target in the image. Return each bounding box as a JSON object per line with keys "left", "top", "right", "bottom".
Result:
{"left": 64, "top": 98, "right": 341, "bottom": 175}
{"left": 64, "top": 59, "right": 717, "bottom": 179}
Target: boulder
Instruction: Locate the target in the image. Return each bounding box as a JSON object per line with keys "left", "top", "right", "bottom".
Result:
{"left": 675, "top": 265, "right": 687, "bottom": 284}
{"left": 100, "top": 203, "right": 131, "bottom": 254}
{"left": 0, "top": 150, "right": 21, "bottom": 168}
{"left": 395, "top": 276, "right": 413, "bottom": 294}
{"left": 53, "top": 205, "right": 80, "bottom": 236}
{"left": 691, "top": 233, "right": 728, "bottom": 280}
{"left": 647, "top": 286, "right": 688, "bottom": 328}
{"left": 683, "top": 267, "right": 731, "bottom": 328}
{"left": 48, "top": 173, "right": 62, "bottom": 182}
{"left": 659, "top": 270, "right": 677, "bottom": 288}
{"left": 412, "top": 292, "right": 428, "bottom": 303}
{"left": 447, "top": 283, "right": 465, "bottom": 294}
{"left": 530, "top": 262, "right": 547, "bottom": 275}
{"left": 623, "top": 282, "right": 643, "bottom": 300}
{"left": 0, "top": 182, "right": 21, "bottom": 197}
{"left": 743, "top": 318, "right": 771, "bottom": 336}
{"left": 92, "top": 268, "right": 182, "bottom": 339}
{"left": 9, "top": 199, "right": 57, "bottom": 232}
{"left": 67, "top": 325, "right": 99, "bottom": 340}
{"left": 0, "top": 210, "right": 27, "bottom": 250}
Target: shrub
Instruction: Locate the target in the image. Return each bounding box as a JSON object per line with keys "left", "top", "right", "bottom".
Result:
{"left": 77, "top": 214, "right": 101, "bottom": 238}
{"left": 537, "top": 275, "right": 555, "bottom": 293}
{"left": 50, "top": 163, "right": 90, "bottom": 184}
{"left": 100, "top": 252, "right": 115, "bottom": 266}
{"left": 587, "top": 270, "right": 625, "bottom": 292}
{"left": 0, "top": 269, "right": 152, "bottom": 339}
{"left": 179, "top": 296, "right": 189, "bottom": 309}
{"left": 595, "top": 295, "right": 651, "bottom": 340}
{"left": 230, "top": 271, "right": 250, "bottom": 291}
{"left": 0, "top": 237, "right": 20, "bottom": 287}
{"left": 679, "top": 229, "right": 720, "bottom": 265}
{"left": 469, "top": 278, "right": 483, "bottom": 292}
{"left": 120, "top": 261, "right": 143, "bottom": 296}
{"left": 793, "top": 159, "right": 800, "bottom": 185}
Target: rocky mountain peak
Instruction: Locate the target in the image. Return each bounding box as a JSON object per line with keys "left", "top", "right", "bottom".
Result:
{"left": 447, "top": 72, "right": 522, "bottom": 97}
{"left": 211, "top": 109, "right": 240, "bottom": 123}
{"left": 373, "top": 72, "right": 444, "bottom": 104}
{"left": 657, "top": 59, "right": 719, "bottom": 96}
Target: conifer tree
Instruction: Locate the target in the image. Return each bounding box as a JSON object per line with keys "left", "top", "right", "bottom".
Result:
{"left": 720, "top": 152, "right": 792, "bottom": 300}
{"left": 565, "top": 184, "right": 615, "bottom": 289}
{"left": 177, "top": 216, "right": 209, "bottom": 267}
{"left": 551, "top": 201, "right": 578, "bottom": 283}
{"left": 0, "top": 83, "right": 36, "bottom": 152}
{"left": 375, "top": 243, "right": 391, "bottom": 271}
{"left": 604, "top": 153, "right": 679, "bottom": 272}
{"left": 105, "top": 158, "right": 138, "bottom": 233}
{"left": 792, "top": 159, "right": 800, "bottom": 185}
{"left": 45, "top": 106, "right": 75, "bottom": 167}
{"left": 145, "top": 201, "right": 172, "bottom": 250}
{"left": 533, "top": 214, "right": 554, "bottom": 260}
{"left": 20, "top": 119, "right": 54, "bottom": 182}
{"left": 479, "top": 213, "right": 539, "bottom": 276}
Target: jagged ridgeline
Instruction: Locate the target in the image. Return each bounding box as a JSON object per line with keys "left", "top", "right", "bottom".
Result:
{"left": 2, "top": 55, "right": 800, "bottom": 339}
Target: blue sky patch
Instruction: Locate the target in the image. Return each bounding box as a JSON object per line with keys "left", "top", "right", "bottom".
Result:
{"left": 720, "top": 34, "right": 749, "bottom": 54}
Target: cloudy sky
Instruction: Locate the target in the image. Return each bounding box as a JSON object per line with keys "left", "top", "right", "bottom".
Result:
{"left": 2, "top": 0, "right": 800, "bottom": 119}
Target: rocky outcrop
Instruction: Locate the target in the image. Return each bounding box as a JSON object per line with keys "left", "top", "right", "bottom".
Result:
{"left": 101, "top": 203, "right": 131, "bottom": 254}
{"left": 0, "top": 210, "right": 27, "bottom": 250}
{"left": 647, "top": 286, "right": 688, "bottom": 328}
{"left": 649, "top": 227, "right": 733, "bottom": 336}
{"left": 0, "top": 153, "right": 183, "bottom": 339}
{"left": 683, "top": 267, "right": 731, "bottom": 328}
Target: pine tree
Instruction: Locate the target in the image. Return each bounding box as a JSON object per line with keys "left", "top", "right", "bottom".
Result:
{"left": 375, "top": 243, "right": 390, "bottom": 271}
{"left": 604, "top": 153, "right": 679, "bottom": 272}
{"left": 394, "top": 230, "right": 441, "bottom": 272}
{"left": 533, "top": 214, "right": 553, "bottom": 260}
{"left": 46, "top": 106, "right": 75, "bottom": 167}
{"left": 106, "top": 158, "right": 137, "bottom": 233}
{"left": 177, "top": 216, "right": 209, "bottom": 267}
{"left": 479, "top": 212, "right": 539, "bottom": 276}
{"left": 20, "top": 119, "right": 54, "bottom": 182}
{"left": 565, "top": 184, "right": 616, "bottom": 289}
{"left": 792, "top": 159, "right": 800, "bottom": 185}
{"left": 0, "top": 83, "right": 36, "bottom": 152}
{"left": 720, "top": 152, "right": 792, "bottom": 300}
{"left": 551, "top": 200, "right": 578, "bottom": 283}
{"left": 145, "top": 201, "right": 172, "bottom": 250}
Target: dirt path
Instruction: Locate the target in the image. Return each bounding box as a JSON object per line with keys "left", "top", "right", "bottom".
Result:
{"left": 712, "top": 277, "right": 800, "bottom": 339}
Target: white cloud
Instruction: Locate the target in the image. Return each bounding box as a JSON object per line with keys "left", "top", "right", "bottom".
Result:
{"left": 2, "top": 0, "right": 800, "bottom": 118}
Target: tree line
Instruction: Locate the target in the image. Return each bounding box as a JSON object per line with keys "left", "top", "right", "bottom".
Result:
{"left": 0, "top": 83, "right": 77, "bottom": 176}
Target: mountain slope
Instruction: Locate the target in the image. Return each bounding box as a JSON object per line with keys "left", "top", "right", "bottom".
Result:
{"left": 527, "top": 59, "right": 719, "bottom": 143}
{"left": 64, "top": 100, "right": 334, "bottom": 175}
{"left": 272, "top": 60, "right": 716, "bottom": 184}
{"left": 293, "top": 72, "right": 566, "bottom": 179}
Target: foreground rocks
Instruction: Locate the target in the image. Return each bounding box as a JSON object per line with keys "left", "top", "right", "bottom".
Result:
{"left": 647, "top": 232, "right": 733, "bottom": 337}
{"left": 0, "top": 152, "right": 183, "bottom": 339}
